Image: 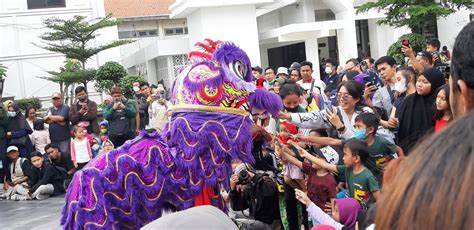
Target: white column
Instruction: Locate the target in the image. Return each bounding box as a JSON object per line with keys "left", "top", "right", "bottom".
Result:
{"left": 335, "top": 9, "right": 358, "bottom": 63}
{"left": 146, "top": 59, "right": 158, "bottom": 85}
{"left": 185, "top": 5, "right": 261, "bottom": 66}
{"left": 304, "top": 37, "right": 321, "bottom": 80}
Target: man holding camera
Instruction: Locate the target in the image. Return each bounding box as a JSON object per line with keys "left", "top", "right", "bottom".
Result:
{"left": 103, "top": 87, "right": 136, "bottom": 147}
{"left": 229, "top": 163, "right": 281, "bottom": 230}
{"left": 149, "top": 85, "right": 172, "bottom": 132}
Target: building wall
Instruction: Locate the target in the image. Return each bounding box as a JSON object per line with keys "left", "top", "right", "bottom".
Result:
{"left": 0, "top": 0, "right": 120, "bottom": 100}
{"left": 437, "top": 9, "right": 472, "bottom": 50}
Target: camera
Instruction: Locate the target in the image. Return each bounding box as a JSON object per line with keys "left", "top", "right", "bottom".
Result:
{"left": 237, "top": 169, "right": 250, "bottom": 184}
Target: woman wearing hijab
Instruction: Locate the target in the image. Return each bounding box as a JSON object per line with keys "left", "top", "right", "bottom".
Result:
{"left": 296, "top": 188, "right": 361, "bottom": 230}
{"left": 5, "top": 101, "right": 33, "bottom": 158}
{"left": 396, "top": 68, "right": 445, "bottom": 154}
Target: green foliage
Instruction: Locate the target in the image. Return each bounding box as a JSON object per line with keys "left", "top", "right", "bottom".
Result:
{"left": 38, "top": 59, "right": 96, "bottom": 104}
{"left": 0, "top": 63, "right": 7, "bottom": 80}
{"left": 119, "top": 75, "right": 147, "bottom": 99}
{"left": 387, "top": 33, "right": 426, "bottom": 66}
{"left": 357, "top": 0, "right": 472, "bottom": 32}
{"left": 37, "top": 15, "right": 132, "bottom": 69}
{"left": 16, "top": 97, "right": 42, "bottom": 112}
{"left": 94, "top": 61, "right": 127, "bottom": 93}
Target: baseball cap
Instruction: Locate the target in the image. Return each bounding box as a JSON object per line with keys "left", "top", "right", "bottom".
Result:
{"left": 252, "top": 66, "right": 263, "bottom": 74}
{"left": 7, "top": 146, "right": 19, "bottom": 153}
{"left": 289, "top": 62, "right": 301, "bottom": 71}
{"left": 51, "top": 92, "right": 62, "bottom": 99}
{"left": 277, "top": 67, "right": 288, "bottom": 76}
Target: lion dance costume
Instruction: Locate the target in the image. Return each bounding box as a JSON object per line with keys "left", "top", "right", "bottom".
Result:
{"left": 61, "top": 39, "right": 282, "bottom": 229}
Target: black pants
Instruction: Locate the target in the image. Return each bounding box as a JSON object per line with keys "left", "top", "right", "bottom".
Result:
{"left": 284, "top": 182, "right": 308, "bottom": 230}
{"left": 110, "top": 133, "right": 134, "bottom": 148}
{"left": 76, "top": 162, "right": 88, "bottom": 170}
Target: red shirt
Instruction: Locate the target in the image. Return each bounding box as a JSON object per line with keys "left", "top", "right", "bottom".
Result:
{"left": 435, "top": 118, "right": 449, "bottom": 133}
{"left": 302, "top": 162, "right": 337, "bottom": 209}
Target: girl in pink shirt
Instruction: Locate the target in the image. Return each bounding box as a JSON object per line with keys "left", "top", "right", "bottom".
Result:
{"left": 70, "top": 126, "right": 92, "bottom": 170}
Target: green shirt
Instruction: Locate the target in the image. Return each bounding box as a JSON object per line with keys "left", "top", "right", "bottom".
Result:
{"left": 342, "top": 135, "right": 396, "bottom": 180}
{"left": 336, "top": 165, "right": 379, "bottom": 210}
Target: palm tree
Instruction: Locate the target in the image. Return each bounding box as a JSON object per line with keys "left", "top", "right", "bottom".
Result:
{"left": 0, "top": 63, "right": 6, "bottom": 80}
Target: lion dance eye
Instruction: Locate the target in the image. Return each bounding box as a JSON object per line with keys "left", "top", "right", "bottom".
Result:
{"left": 229, "top": 61, "right": 246, "bottom": 80}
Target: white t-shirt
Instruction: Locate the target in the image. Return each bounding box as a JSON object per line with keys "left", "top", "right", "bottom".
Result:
{"left": 149, "top": 100, "right": 173, "bottom": 131}
{"left": 296, "top": 78, "right": 327, "bottom": 95}
{"left": 73, "top": 139, "right": 91, "bottom": 163}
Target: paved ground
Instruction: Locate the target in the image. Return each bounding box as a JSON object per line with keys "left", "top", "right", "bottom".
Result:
{"left": 0, "top": 184, "right": 63, "bottom": 230}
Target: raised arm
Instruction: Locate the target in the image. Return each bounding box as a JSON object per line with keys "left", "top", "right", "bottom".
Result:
{"left": 299, "top": 148, "right": 337, "bottom": 173}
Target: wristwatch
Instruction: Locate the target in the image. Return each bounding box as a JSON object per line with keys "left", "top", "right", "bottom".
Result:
{"left": 337, "top": 124, "right": 346, "bottom": 132}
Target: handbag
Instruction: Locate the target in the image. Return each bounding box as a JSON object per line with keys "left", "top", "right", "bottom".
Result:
{"left": 9, "top": 136, "right": 28, "bottom": 147}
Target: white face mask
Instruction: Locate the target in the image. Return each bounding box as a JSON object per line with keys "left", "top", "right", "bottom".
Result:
{"left": 394, "top": 79, "right": 407, "bottom": 94}
{"left": 325, "top": 66, "right": 333, "bottom": 75}
{"left": 133, "top": 86, "right": 140, "bottom": 92}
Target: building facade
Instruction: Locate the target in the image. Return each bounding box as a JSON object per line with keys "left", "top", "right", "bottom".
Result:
{"left": 120, "top": 0, "right": 472, "bottom": 85}
{"left": 0, "top": 0, "right": 120, "bottom": 102}
{"left": 105, "top": 0, "right": 191, "bottom": 89}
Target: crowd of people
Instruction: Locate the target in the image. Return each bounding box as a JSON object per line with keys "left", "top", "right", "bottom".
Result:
{"left": 1, "top": 22, "right": 473, "bottom": 230}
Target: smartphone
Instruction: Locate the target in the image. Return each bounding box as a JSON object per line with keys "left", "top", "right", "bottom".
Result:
{"left": 290, "top": 142, "right": 304, "bottom": 151}
{"left": 324, "top": 103, "right": 334, "bottom": 115}
{"left": 402, "top": 39, "right": 410, "bottom": 47}
{"left": 289, "top": 134, "right": 298, "bottom": 139}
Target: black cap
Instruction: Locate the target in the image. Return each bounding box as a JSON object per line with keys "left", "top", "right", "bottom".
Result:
{"left": 289, "top": 62, "right": 301, "bottom": 71}
{"left": 252, "top": 66, "right": 263, "bottom": 74}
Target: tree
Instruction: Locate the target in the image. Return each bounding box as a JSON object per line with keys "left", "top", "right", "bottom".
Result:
{"left": 37, "top": 14, "right": 132, "bottom": 89}
{"left": 357, "top": 0, "right": 473, "bottom": 34}
{"left": 94, "top": 61, "right": 127, "bottom": 94}
{"left": 387, "top": 33, "right": 426, "bottom": 66}
{"left": 0, "top": 63, "right": 6, "bottom": 80}
{"left": 38, "top": 59, "right": 96, "bottom": 104}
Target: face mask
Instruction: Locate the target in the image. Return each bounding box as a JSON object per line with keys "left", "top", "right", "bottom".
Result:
{"left": 325, "top": 66, "right": 333, "bottom": 75}
{"left": 394, "top": 79, "right": 407, "bottom": 94}
{"left": 285, "top": 106, "right": 299, "bottom": 113}
{"left": 7, "top": 111, "right": 17, "bottom": 117}
{"left": 77, "top": 95, "right": 87, "bottom": 102}
{"left": 133, "top": 86, "right": 140, "bottom": 92}
{"left": 353, "top": 128, "right": 368, "bottom": 140}
{"left": 100, "top": 129, "right": 108, "bottom": 134}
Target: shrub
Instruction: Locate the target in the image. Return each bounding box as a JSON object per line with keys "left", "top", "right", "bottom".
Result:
{"left": 119, "top": 75, "right": 147, "bottom": 99}
{"left": 95, "top": 61, "right": 127, "bottom": 93}
{"left": 16, "top": 97, "right": 42, "bottom": 113}
{"left": 387, "top": 33, "right": 426, "bottom": 66}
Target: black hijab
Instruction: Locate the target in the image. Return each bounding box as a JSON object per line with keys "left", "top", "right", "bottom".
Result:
{"left": 6, "top": 101, "right": 33, "bottom": 134}
{"left": 396, "top": 68, "right": 445, "bottom": 154}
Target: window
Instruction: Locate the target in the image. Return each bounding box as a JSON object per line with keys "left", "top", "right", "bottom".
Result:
{"left": 164, "top": 27, "right": 188, "bottom": 36}
{"left": 27, "top": 0, "right": 65, "bottom": 9}
{"left": 118, "top": 30, "right": 158, "bottom": 39}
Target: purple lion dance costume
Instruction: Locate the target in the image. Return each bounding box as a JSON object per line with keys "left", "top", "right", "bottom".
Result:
{"left": 61, "top": 39, "right": 283, "bottom": 229}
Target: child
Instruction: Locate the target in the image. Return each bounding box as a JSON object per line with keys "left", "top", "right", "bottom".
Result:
{"left": 276, "top": 121, "right": 306, "bottom": 191}
{"left": 298, "top": 113, "right": 397, "bottom": 182}
{"left": 24, "top": 151, "right": 64, "bottom": 200}
{"left": 70, "top": 126, "right": 93, "bottom": 170}
{"left": 30, "top": 119, "right": 50, "bottom": 156}
{"left": 100, "top": 139, "right": 114, "bottom": 155}
{"left": 434, "top": 84, "right": 452, "bottom": 132}
{"left": 299, "top": 139, "right": 380, "bottom": 210}
{"left": 277, "top": 137, "right": 337, "bottom": 222}
{"left": 295, "top": 190, "right": 361, "bottom": 230}
{"left": 99, "top": 120, "right": 109, "bottom": 143}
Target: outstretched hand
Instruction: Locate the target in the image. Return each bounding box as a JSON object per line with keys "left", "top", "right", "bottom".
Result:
{"left": 295, "top": 189, "right": 312, "bottom": 207}
{"left": 279, "top": 111, "right": 291, "bottom": 121}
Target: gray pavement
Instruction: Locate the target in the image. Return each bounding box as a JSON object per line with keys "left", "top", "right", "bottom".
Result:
{"left": 0, "top": 184, "right": 63, "bottom": 230}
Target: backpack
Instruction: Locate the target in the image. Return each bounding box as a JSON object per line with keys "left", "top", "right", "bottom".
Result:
{"left": 109, "top": 109, "right": 132, "bottom": 137}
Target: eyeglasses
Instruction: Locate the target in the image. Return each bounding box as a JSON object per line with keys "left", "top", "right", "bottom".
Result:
{"left": 336, "top": 93, "right": 353, "bottom": 99}
{"left": 52, "top": 98, "right": 61, "bottom": 100}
